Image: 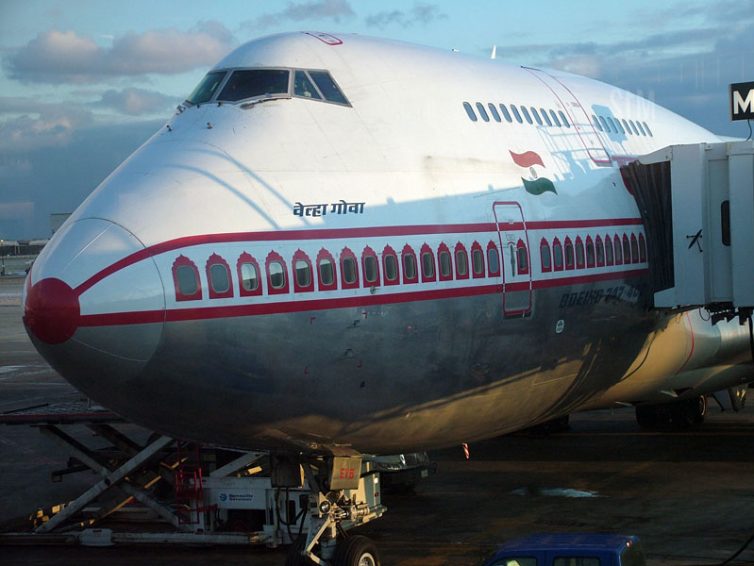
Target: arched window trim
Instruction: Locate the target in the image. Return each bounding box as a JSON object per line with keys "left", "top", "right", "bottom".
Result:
{"left": 622, "top": 234, "right": 631, "bottom": 264}
{"left": 173, "top": 255, "right": 202, "bottom": 302}
{"left": 237, "top": 252, "right": 263, "bottom": 297}
{"left": 361, "top": 245, "right": 381, "bottom": 287}
{"left": 486, "top": 241, "right": 501, "bottom": 277}
{"left": 575, "top": 236, "right": 585, "bottom": 269}
{"left": 540, "top": 238, "right": 552, "bottom": 273}
{"left": 595, "top": 236, "right": 605, "bottom": 268}
{"left": 552, "top": 237, "right": 563, "bottom": 272}
{"left": 419, "top": 243, "right": 437, "bottom": 283}
{"left": 382, "top": 245, "right": 400, "bottom": 286}
{"left": 438, "top": 243, "right": 453, "bottom": 281}
{"left": 471, "top": 241, "right": 485, "bottom": 279}
{"left": 605, "top": 234, "right": 614, "bottom": 266}
{"left": 630, "top": 234, "right": 640, "bottom": 264}
{"left": 316, "top": 248, "right": 337, "bottom": 291}
{"left": 265, "top": 250, "right": 289, "bottom": 295}
{"left": 639, "top": 233, "right": 647, "bottom": 263}
{"left": 613, "top": 235, "right": 623, "bottom": 265}
{"left": 585, "top": 235, "right": 595, "bottom": 268}
{"left": 292, "top": 249, "right": 314, "bottom": 293}
{"left": 401, "top": 244, "right": 419, "bottom": 284}
{"left": 516, "top": 239, "right": 529, "bottom": 275}
{"left": 339, "top": 246, "right": 360, "bottom": 289}
{"left": 454, "top": 242, "right": 470, "bottom": 280}
{"left": 564, "top": 236, "right": 575, "bottom": 270}
{"left": 206, "top": 253, "right": 234, "bottom": 299}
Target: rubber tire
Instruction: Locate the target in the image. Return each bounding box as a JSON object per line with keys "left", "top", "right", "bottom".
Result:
{"left": 333, "top": 535, "right": 381, "bottom": 566}
{"left": 286, "top": 537, "right": 313, "bottom": 566}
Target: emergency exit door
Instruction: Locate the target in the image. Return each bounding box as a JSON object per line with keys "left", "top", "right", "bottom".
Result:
{"left": 493, "top": 201, "right": 532, "bottom": 317}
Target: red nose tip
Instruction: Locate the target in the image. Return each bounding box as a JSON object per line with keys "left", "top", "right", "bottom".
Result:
{"left": 24, "top": 278, "right": 80, "bottom": 344}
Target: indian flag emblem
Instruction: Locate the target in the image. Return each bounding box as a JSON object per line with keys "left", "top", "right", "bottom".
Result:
{"left": 509, "top": 150, "right": 557, "bottom": 195}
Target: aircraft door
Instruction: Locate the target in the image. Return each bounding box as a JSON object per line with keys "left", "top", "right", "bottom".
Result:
{"left": 493, "top": 201, "right": 532, "bottom": 317}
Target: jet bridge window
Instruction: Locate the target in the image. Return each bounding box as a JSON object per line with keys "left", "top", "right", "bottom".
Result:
{"left": 218, "top": 69, "right": 290, "bottom": 102}
{"left": 186, "top": 71, "right": 227, "bottom": 105}
{"left": 308, "top": 71, "right": 350, "bottom": 105}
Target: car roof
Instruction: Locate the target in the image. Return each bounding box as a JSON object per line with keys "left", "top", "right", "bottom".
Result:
{"left": 494, "top": 533, "right": 639, "bottom": 553}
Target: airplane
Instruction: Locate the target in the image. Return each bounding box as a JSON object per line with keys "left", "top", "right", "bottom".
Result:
{"left": 21, "top": 31, "right": 753, "bottom": 564}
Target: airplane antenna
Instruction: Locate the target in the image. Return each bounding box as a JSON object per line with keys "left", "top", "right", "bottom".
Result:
{"left": 490, "top": 45, "right": 497, "bottom": 60}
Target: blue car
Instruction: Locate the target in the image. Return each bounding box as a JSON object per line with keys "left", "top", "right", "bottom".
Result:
{"left": 483, "top": 533, "right": 646, "bottom": 566}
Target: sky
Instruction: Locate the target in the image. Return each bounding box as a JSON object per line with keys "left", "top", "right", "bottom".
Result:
{"left": 1, "top": 0, "right": 753, "bottom": 239}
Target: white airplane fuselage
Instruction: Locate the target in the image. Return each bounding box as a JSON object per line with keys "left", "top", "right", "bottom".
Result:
{"left": 23, "top": 32, "right": 752, "bottom": 454}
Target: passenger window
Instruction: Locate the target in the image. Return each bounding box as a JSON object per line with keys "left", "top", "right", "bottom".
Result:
{"left": 540, "top": 239, "right": 552, "bottom": 272}
{"left": 476, "top": 102, "right": 490, "bottom": 122}
{"left": 607, "top": 117, "right": 618, "bottom": 133}
{"left": 240, "top": 262, "right": 259, "bottom": 292}
{"left": 319, "top": 257, "right": 334, "bottom": 286}
{"left": 471, "top": 246, "right": 485, "bottom": 277}
{"left": 176, "top": 264, "right": 200, "bottom": 299}
{"left": 643, "top": 121, "right": 653, "bottom": 136}
{"left": 553, "top": 238, "right": 564, "bottom": 271}
{"left": 487, "top": 244, "right": 500, "bottom": 276}
{"left": 463, "top": 102, "right": 478, "bottom": 121}
{"left": 521, "top": 106, "right": 533, "bottom": 124}
{"left": 342, "top": 257, "right": 358, "bottom": 284}
{"left": 595, "top": 236, "right": 605, "bottom": 266}
{"left": 622, "top": 119, "right": 631, "bottom": 134}
{"left": 295, "top": 259, "right": 311, "bottom": 288}
{"left": 559, "top": 110, "right": 570, "bottom": 127}
{"left": 294, "top": 70, "right": 322, "bottom": 99}
{"left": 516, "top": 240, "right": 529, "bottom": 275}
{"left": 186, "top": 71, "right": 227, "bottom": 105}
{"left": 269, "top": 261, "right": 286, "bottom": 289}
{"left": 592, "top": 115, "right": 603, "bottom": 131}
{"left": 540, "top": 108, "right": 553, "bottom": 126}
{"left": 488, "top": 103, "right": 501, "bottom": 122}
{"left": 531, "top": 107, "right": 543, "bottom": 125}
{"left": 630, "top": 234, "right": 640, "bottom": 263}
{"left": 439, "top": 249, "right": 452, "bottom": 279}
{"left": 455, "top": 247, "right": 469, "bottom": 278}
{"left": 421, "top": 250, "right": 436, "bottom": 280}
{"left": 403, "top": 252, "right": 418, "bottom": 282}
{"left": 565, "top": 238, "right": 575, "bottom": 269}
{"left": 615, "top": 119, "right": 626, "bottom": 134}
{"left": 499, "top": 104, "right": 513, "bottom": 122}
{"left": 308, "top": 70, "right": 349, "bottom": 105}
{"left": 598, "top": 116, "right": 609, "bottom": 132}
{"left": 639, "top": 234, "right": 647, "bottom": 262}
{"left": 511, "top": 105, "right": 523, "bottom": 123}
{"left": 586, "top": 237, "right": 595, "bottom": 268}
{"left": 614, "top": 235, "right": 623, "bottom": 264}
{"left": 384, "top": 254, "right": 398, "bottom": 282}
{"left": 623, "top": 234, "right": 631, "bottom": 261}
{"left": 605, "top": 234, "right": 614, "bottom": 266}
{"left": 364, "top": 255, "right": 378, "bottom": 283}
{"left": 550, "top": 110, "right": 561, "bottom": 127}
{"left": 575, "top": 237, "right": 585, "bottom": 269}
{"left": 210, "top": 263, "right": 230, "bottom": 294}
{"left": 629, "top": 120, "right": 640, "bottom": 135}
{"left": 637, "top": 121, "right": 647, "bottom": 136}
{"left": 218, "top": 69, "right": 290, "bottom": 102}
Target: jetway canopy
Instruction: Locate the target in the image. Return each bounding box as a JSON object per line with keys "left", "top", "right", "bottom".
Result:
{"left": 621, "top": 141, "right": 754, "bottom": 321}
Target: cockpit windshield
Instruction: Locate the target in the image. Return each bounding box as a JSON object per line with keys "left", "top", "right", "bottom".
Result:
{"left": 186, "top": 71, "right": 227, "bottom": 105}
{"left": 217, "top": 69, "right": 290, "bottom": 102}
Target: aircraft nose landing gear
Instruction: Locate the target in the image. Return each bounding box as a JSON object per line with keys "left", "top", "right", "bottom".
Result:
{"left": 286, "top": 451, "right": 385, "bottom": 566}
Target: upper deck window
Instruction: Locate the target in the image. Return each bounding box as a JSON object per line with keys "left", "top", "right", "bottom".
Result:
{"left": 499, "top": 104, "right": 513, "bottom": 122}
{"left": 476, "top": 102, "right": 490, "bottom": 122}
{"left": 463, "top": 102, "right": 478, "bottom": 121}
{"left": 218, "top": 69, "right": 290, "bottom": 102}
{"left": 308, "top": 70, "right": 349, "bottom": 105}
{"left": 186, "top": 71, "right": 227, "bottom": 105}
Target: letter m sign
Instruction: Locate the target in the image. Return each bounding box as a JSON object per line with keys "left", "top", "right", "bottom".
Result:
{"left": 730, "top": 81, "right": 754, "bottom": 121}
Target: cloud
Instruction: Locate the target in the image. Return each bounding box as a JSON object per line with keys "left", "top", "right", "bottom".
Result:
{"left": 0, "top": 100, "right": 94, "bottom": 152}
{"left": 5, "top": 21, "right": 237, "bottom": 84}
{"left": 246, "top": 0, "right": 355, "bottom": 29}
{"left": 365, "top": 3, "right": 446, "bottom": 29}
{"left": 97, "top": 88, "right": 178, "bottom": 116}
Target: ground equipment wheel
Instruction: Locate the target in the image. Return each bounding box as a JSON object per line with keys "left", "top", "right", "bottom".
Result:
{"left": 285, "top": 536, "right": 313, "bottom": 566}
{"left": 333, "top": 535, "right": 381, "bottom": 566}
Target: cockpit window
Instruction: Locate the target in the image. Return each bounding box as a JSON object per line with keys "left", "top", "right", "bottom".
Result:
{"left": 308, "top": 71, "right": 349, "bottom": 105}
{"left": 294, "top": 70, "right": 323, "bottom": 100}
{"left": 217, "top": 69, "right": 291, "bottom": 102}
{"left": 186, "top": 71, "right": 227, "bottom": 105}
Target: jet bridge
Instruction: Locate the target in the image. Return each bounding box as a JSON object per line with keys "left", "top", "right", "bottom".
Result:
{"left": 621, "top": 140, "right": 754, "bottom": 323}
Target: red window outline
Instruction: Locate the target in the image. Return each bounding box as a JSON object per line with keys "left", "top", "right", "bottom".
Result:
{"left": 552, "top": 237, "right": 563, "bottom": 271}
{"left": 292, "top": 249, "right": 314, "bottom": 293}
{"left": 604, "top": 234, "right": 614, "bottom": 266}
{"left": 630, "top": 234, "right": 640, "bottom": 264}
{"left": 595, "top": 236, "right": 605, "bottom": 267}
{"left": 540, "top": 238, "right": 552, "bottom": 273}
{"left": 639, "top": 234, "right": 647, "bottom": 263}
{"left": 454, "top": 242, "right": 470, "bottom": 280}
{"left": 564, "top": 237, "right": 575, "bottom": 270}
{"left": 206, "top": 253, "right": 234, "bottom": 299}
{"left": 316, "top": 248, "right": 337, "bottom": 291}
{"left": 585, "top": 236, "right": 595, "bottom": 268}
{"left": 361, "top": 246, "right": 381, "bottom": 287}
{"left": 515, "top": 239, "right": 529, "bottom": 275}
{"left": 622, "top": 234, "right": 631, "bottom": 263}
{"left": 575, "top": 236, "right": 585, "bottom": 269}
{"left": 172, "top": 255, "right": 202, "bottom": 302}
{"left": 401, "top": 244, "right": 419, "bottom": 284}
{"left": 437, "top": 243, "right": 453, "bottom": 281}
{"left": 265, "top": 250, "right": 289, "bottom": 295}
{"left": 614, "top": 235, "right": 623, "bottom": 265}
{"left": 237, "top": 252, "right": 263, "bottom": 297}
{"left": 471, "top": 241, "right": 485, "bottom": 279}
{"left": 419, "top": 243, "right": 437, "bottom": 283}
{"left": 382, "top": 245, "right": 400, "bottom": 286}
{"left": 339, "top": 247, "right": 360, "bottom": 289}
{"left": 486, "top": 241, "right": 501, "bottom": 277}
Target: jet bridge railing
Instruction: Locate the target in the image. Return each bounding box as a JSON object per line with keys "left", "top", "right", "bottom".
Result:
{"left": 621, "top": 140, "right": 754, "bottom": 323}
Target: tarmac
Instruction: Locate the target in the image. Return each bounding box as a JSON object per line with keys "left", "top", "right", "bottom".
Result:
{"left": 1, "top": 276, "right": 754, "bottom": 565}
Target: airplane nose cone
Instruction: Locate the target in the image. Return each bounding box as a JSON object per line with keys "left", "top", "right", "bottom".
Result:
{"left": 24, "top": 277, "right": 81, "bottom": 345}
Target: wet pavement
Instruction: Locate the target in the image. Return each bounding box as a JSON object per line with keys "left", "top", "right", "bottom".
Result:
{"left": 2, "top": 276, "right": 753, "bottom": 565}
